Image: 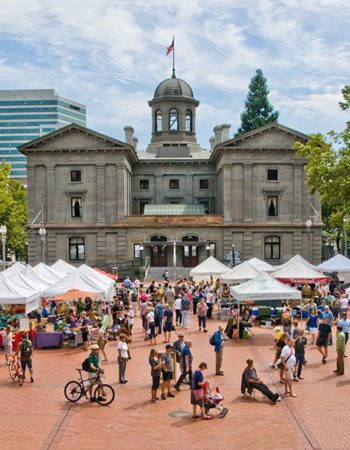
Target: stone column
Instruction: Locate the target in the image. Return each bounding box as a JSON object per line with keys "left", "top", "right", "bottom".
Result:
{"left": 46, "top": 165, "right": 55, "bottom": 223}
{"left": 96, "top": 164, "right": 106, "bottom": 223}
{"left": 117, "top": 164, "right": 126, "bottom": 220}
{"left": 293, "top": 164, "right": 303, "bottom": 223}
{"left": 185, "top": 174, "right": 192, "bottom": 204}
{"left": 243, "top": 163, "right": 253, "bottom": 222}
{"left": 26, "top": 165, "right": 35, "bottom": 222}
{"left": 223, "top": 164, "right": 232, "bottom": 222}
{"left": 155, "top": 175, "right": 163, "bottom": 203}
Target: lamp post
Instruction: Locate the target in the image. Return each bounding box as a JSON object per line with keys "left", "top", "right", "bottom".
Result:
{"left": 38, "top": 225, "right": 46, "bottom": 263}
{"left": 139, "top": 244, "right": 144, "bottom": 266}
{"left": 0, "top": 224, "right": 7, "bottom": 271}
{"left": 231, "top": 243, "right": 236, "bottom": 267}
{"left": 344, "top": 217, "right": 349, "bottom": 257}
{"left": 206, "top": 244, "right": 210, "bottom": 258}
{"left": 306, "top": 219, "right": 312, "bottom": 261}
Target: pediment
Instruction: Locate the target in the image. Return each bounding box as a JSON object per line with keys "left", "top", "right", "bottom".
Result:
{"left": 220, "top": 122, "right": 307, "bottom": 150}
{"left": 19, "top": 124, "right": 131, "bottom": 153}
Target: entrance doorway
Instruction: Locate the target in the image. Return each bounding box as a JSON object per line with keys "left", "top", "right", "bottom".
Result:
{"left": 182, "top": 236, "right": 199, "bottom": 267}
{"left": 150, "top": 236, "right": 167, "bottom": 266}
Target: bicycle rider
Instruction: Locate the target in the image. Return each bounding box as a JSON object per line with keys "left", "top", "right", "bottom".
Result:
{"left": 87, "top": 344, "right": 105, "bottom": 402}
{"left": 16, "top": 332, "right": 34, "bottom": 383}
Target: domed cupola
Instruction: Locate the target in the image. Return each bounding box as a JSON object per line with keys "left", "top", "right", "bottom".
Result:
{"left": 147, "top": 70, "right": 200, "bottom": 154}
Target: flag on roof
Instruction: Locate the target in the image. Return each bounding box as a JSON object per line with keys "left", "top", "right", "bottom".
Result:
{"left": 166, "top": 39, "right": 174, "bottom": 55}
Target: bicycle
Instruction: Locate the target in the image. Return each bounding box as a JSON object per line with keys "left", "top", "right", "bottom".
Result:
{"left": 64, "top": 369, "right": 115, "bottom": 406}
{"left": 8, "top": 354, "right": 25, "bottom": 386}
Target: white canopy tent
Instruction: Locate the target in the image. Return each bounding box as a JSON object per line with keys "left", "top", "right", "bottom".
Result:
{"left": 22, "top": 265, "right": 51, "bottom": 286}
{"left": 318, "top": 254, "right": 350, "bottom": 273}
{"left": 275, "top": 254, "right": 317, "bottom": 271}
{"left": 220, "top": 261, "right": 262, "bottom": 284}
{"left": 33, "top": 263, "right": 66, "bottom": 285}
{"left": 246, "top": 257, "right": 276, "bottom": 272}
{"left": 230, "top": 272, "right": 302, "bottom": 302}
{"left": 0, "top": 273, "right": 41, "bottom": 314}
{"left": 190, "top": 256, "right": 230, "bottom": 281}
{"left": 4, "top": 261, "right": 26, "bottom": 276}
{"left": 6, "top": 271, "right": 48, "bottom": 295}
{"left": 43, "top": 266, "right": 114, "bottom": 301}
{"left": 51, "top": 259, "right": 76, "bottom": 275}
{"left": 272, "top": 259, "right": 329, "bottom": 283}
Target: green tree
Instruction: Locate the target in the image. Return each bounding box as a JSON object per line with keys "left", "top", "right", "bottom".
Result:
{"left": 0, "top": 161, "right": 27, "bottom": 260}
{"left": 294, "top": 86, "right": 350, "bottom": 251}
{"left": 236, "top": 69, "right": 279, "bottom": 135}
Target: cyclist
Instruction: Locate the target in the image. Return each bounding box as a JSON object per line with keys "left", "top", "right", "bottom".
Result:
{"left": 16, "top": 332, "right": 34, "bottom": 383}
{"left": 86, "top": 344, "right": 105, "bottom": 402}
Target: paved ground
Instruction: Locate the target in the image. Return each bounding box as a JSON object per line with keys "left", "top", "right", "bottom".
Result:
{"left": 2, "top": 312, "right": 350, "bottom": 450}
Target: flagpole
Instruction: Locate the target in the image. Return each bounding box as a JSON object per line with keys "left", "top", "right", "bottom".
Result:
{"left": 172, "top": 35, "right": 175, "bottom": 77}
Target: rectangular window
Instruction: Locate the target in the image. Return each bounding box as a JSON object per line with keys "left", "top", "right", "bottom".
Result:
{"left": 71, "top": 170, "right": 81, "bottom": 182}
{"left": 140, "top": 201, "right": 148, "bottom": 214}
{"left": 139, "top": 179, "right": 149, "bottom": 190}
{"left": 264, "top": 236, "right": 280, "bottom": 260}
{"left": 69, "top": 237, "right": 85, "bottom": 261}
{"left": 267, "top": 169, "right": 278, "bottom": 181}
{"left": 169, "top": 179, "right": 179, "bottom": 189}
{"left": 199, "top": 179, "right": 209, "bottom": 189}
{"left": 199, "top": 201, "right": 209, "bottom": 214}
{"left": 71, "top": 197, "right": 82, "bottom": 218}
{"left": 267, "top": 196, "right": 278, "bottom": 217}
{"left": 134, "top": 243, "right": 143, "bottom": 259}
{"left": 207, "top": 242, "right": 216, "bottom": 257}
{"left": 169, "top": 201, "right": 179, "bottom": 204}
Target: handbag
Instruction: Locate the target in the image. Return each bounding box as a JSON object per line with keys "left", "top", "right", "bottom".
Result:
{"left": 193, "top": 389, "right": 204, "bottom": 401}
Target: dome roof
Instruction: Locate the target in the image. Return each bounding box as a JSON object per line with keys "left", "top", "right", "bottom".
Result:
{"left": 154, "top": 73, "right": 194, "bottom": 99}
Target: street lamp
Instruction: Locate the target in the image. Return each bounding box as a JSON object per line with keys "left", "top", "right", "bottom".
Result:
{"left": 206, "top": 243, "right": 210, "bottom": 258}
{"left": 139, "top": 244, "right": 144, "bottom": 266}
{"left": 231, "top": 243, "right": 236, "bottom": 267}
{"left": 0, "top": 224, "right": 7, "bottom": 271}
{"left": 306, "top": 219, "right": 312, "bottom": 261}
{"left": 344, "top": 217, "right": 349, "bottom": 257}
{"left": 38, "top": 225, "right": 46, "bottom": 263}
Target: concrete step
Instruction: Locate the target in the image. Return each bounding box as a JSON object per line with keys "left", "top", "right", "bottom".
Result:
{"left": 145, "top": 266, "right": 192, "bottom": 281}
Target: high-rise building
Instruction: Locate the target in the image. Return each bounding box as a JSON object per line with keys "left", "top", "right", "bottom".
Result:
{"left": 0, "top": 89, "right": 86, "bottom": 179}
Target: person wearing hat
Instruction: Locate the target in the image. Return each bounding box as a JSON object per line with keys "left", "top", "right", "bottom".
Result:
{"left": 86, "top": 344, "right": 105, "bottom": 402}
{"left": 173, "top": 332, "right": 186, "bottom": 379}
{"left": 212, "top": 325, "right": 226, "bottom": 376}
{"left": 160, "top": 344, "right": 175, "bottom": 399}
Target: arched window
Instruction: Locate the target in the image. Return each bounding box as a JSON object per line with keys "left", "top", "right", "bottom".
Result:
{"left": 69, "top": 237, "right": 85, "bottom": 261}
{"left": 185, "top": 110, "right": 192, "bottom": 132}
{"left": 155, "top": 110, "right": 162, "bottom": 132}
{"left": 264, "top": 236, "right": 280, "bottom": 260}
{"left": 169, "top": 108, "right": 179, "bottom": 131}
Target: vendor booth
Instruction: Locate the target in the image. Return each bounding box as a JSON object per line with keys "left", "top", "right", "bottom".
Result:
{"left": 4, "top": 261, "right": 26, "bottom": 276}
{"left": 275, "top": 254, "right": 317, "bottom": 271}
{"left": 51, "top": 259, "right": 76, "bottom": 275}
{"left": 318, "top": 254, "right": 350, "bottom": 283}
{"left": 33, "top": 263, "right": 66, "bottom": 284}
{"left": 272, "top": 259, "right": 329, "bottom": 283}
{"left": 6, "top": 270, "right": 48, "bottom": 295}
{"left": 0, "top": 273, "right": 41, "bottom": 315}
{"left": 245, "top": 257, "right": 276, "bottom": 272}
{"left": 190, "top": 256, "right": 229, "bottom": 282}
{"left": 220, "top": 261, "right": 262, "bottom": 284}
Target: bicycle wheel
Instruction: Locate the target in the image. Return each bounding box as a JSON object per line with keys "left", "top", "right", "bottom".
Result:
{"left": 8, "top": 361, "right": 17, "bottom": 380}
{"left": 94, "top": 383, "right": 115, "bottom": 406}
{"left": 64, "top": 381, "right": 83, "bottom": 402}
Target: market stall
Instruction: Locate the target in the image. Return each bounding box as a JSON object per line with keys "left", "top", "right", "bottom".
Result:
{"left": 34, "top": 331, "right": 64, "bottom": 349}
{"left": 51, "top": 259, "right": 76, "bottom": 275}
{"left": 318, "top": 254, "right": 350, "bottom": 283}
{"left": 190, "top": 256, "right": 230, "bottom": 282}
{"left": 245, "top": 257, "right": 276, "bottom": 272}
{"left": 274, "top": 254, "right": 318, "bottom": 271}
{"left": 33, "top": 262, "right": 66, "bottom": 284}
{"left": 220, "top": 261, "right": 262, "bottom": 284}
{"left": 272, "top": 259, "right": 329, "bottom": 284}
{"left": 0, "top": 273, "right": 41, "bottom": 315}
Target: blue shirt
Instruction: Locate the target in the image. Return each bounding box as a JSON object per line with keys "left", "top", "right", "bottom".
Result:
{"left": 193, "top": 369, "right": 203, "bottom": 390}
{"left": 308, "top": 315, "right": 318, "bottom": 328}
{"left": 181, "top": 345, "right": 193, "bottom": 369}
{"left": 213, "top": 330, "right": 224, "bottom": 352}
{"left": 338, "top": 319, "right": 350, "bottom": 334}
{"left": 323, "top": 310, "right": 334, "bottom": 325}
{"left": 123, "top": 279, "right": 132, "bottom": 289}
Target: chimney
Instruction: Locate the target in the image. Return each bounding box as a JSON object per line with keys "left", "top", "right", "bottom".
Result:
{"left": 213, "top": 125, "right": 223, "bottom": 145}
{"left": 132, "top": 137, "right": 138, "bottom": 150}
{"left": 221, "top": 123, "right": 231, "bottom": 142}
{"left": 124, "top": 126, "right": 134, "bottom": 145}
{"left": 209, "top": 136, "right": 215, "bottom": 150}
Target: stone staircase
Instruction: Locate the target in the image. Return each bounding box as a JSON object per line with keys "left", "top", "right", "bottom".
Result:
{"left": 144, "top": 266, "right": 192, "bottom": 281}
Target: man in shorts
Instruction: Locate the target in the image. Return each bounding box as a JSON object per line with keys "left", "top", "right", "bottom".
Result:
{"left": 281, "top": 338, "right": 296, "bottom": 398}
{"left": 160, "top": 344, "right": 175, "bottom": 399}
{"left": 86, "top": 344, "right": 105, "bottom": 402}
{"left": 16, "top": 332, "right": 34, "bottom": 383}
{"left": 316, "top": 317, "right": 332, "bottom": 363}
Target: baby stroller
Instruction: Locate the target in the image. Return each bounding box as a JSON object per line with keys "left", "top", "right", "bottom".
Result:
{"left": 202, "top": 382, "right": 228, "bottom": 418}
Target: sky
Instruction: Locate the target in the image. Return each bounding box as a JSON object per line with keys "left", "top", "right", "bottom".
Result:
{"left": 0, "top": 0, "right": 349, "bottom": 151}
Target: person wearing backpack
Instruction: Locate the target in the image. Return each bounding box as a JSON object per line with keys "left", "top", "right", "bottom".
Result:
{"left": 16, "top": 332, "right": 34, "bottom": 383}
{"left": 211, "top": 325, "right": 226, "bottom": 376}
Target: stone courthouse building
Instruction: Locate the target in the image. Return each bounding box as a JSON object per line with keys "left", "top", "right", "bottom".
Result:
{"left": 20, "top": 70, "right": 322, "bottom": 271}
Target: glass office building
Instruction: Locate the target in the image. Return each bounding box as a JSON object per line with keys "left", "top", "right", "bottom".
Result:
{"left": 0, "top": 89, "right": 86, "bottom": 179}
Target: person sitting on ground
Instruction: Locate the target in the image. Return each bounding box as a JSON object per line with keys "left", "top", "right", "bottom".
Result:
{"left": 241, "top": 359, "right": 280, "bottom": 403}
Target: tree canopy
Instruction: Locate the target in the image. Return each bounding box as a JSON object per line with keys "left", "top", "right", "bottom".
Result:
{"left": 0, "top": 162, "right": 27, "bottom": 260}
{"left": 236, "top": 69, "right": 279, "bottom": 136}
{"left": 294, "top": 85, "right": 350, "bottom": 250}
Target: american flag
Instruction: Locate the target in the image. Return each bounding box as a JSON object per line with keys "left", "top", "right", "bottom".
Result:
{"left": 166, "top": 39, "right": 174, "bottom": 55}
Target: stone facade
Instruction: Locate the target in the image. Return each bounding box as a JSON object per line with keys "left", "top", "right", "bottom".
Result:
{"left": 20, "top": 72, "right": 322, "bottom": 269}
